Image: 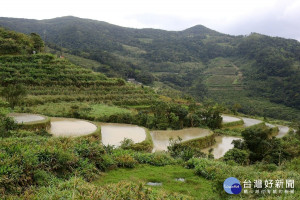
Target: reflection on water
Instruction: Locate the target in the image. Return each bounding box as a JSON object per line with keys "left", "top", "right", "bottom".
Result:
{"left": 50, "top": 118, "right": 97, "bottom": 137}
{"left": 101, "top": 123, "right": 146, "bottom": 146}
{"left": 151, "top": 128, "right": 211, "bottom": 152}
{"left": 241, "top": 117, "right": 262, "bottom": 127}
{"left": 9, "top": 113, "right": 45, "bottom": 123}
{"left": 221, "top": 115, "right": 241, "bottom": 123}
{"left": 202, "top": 136, "right": 241, "bottom": 159}
{"left": 266, "top": 123, "right": 289, "bottom": 138}
{"left": 276, "top": 125, "right": 289, "bottom": 138}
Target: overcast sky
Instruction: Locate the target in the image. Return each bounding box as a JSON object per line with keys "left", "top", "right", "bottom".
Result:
{"left": 1, "top": 0, "right": 300, "bottom": 40}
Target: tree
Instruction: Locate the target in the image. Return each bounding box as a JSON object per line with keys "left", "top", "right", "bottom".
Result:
{"left": 232, "top": 103, "right": 241, "bottom": 115}
{"left": 239, "top": 127, "right": 286, "bottom": 165}
{"left": 0, "top": 84, "right": 27, "bottom": 109}
{"left": 223, "top": 148, "right": 249, "bottom": 165}
{"left": 30, "top": 33, "right": 44, "bottom": 53}
{"left": 200, "top": 106, "right": 223, "bottom": 129}
{"left": 169, "top": 105, "right": 188, "bottom": 129}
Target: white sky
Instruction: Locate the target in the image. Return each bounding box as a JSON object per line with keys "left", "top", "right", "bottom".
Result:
{"left": 1, "top": 0, "right": 300, "bottom": 40}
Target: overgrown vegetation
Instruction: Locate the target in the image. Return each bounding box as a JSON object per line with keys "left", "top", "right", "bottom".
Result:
{"left": 224, "top": 126, "right": 300, "bottom": 166}
{"left": 0, "top": 25, "right": 299, "bottom": 199}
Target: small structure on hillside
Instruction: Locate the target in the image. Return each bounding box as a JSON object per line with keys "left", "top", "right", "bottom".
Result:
{"left": 127, "top": 78, "right": 142, "bottom": 85}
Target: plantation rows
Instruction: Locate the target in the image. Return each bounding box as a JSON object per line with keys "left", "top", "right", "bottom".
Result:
{"left": 0, "top": 54, "right": 125, "bottom": 86}
{"left": 0, "top": 54, "right": 160, "bottom": 106}
{"left": 23, "top": 93, "right": 158, "bottom": 106}
{"left": 26, "top": 85, "right": 154, "bottom": 95}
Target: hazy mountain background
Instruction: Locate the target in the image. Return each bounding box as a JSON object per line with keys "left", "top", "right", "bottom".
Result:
{"left": 0, "top": 16, "right": 299, "bottom": 121}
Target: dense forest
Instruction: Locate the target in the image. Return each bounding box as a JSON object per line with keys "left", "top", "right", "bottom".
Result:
{"left": 0, "top": 16, "right": 299, "bottom": 122}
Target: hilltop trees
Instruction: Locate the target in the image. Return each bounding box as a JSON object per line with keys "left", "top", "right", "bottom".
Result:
{"left": 30, "top": 33, "right": 44, "bottom": 53}
{"left": 0, "top": 28, "right": 44, "bottom": 55}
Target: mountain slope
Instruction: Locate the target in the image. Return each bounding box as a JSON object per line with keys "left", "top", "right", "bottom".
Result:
{"left": 0, "top": 16, "right": 299, "bottom": 121}
{"left": 0, "top": 27, "right": 159, "bottom": 108}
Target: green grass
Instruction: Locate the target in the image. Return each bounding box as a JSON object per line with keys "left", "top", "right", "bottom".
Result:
{"left": 18, "top": 102, "right": 89, "bottom": 117}
{"left": 90, "top": 104, "right": 133, "bottom": 118}
{"left": 206, "top": 75, "right": 236, "bottom": 86}
{"left": 122, "top": 44, "right": 147, "bottom": 55}
{"left": 95, "top": 164, "right": 218, "bottom": 199}
{"left": 18, "top": 102, "right": 135, "bottom": 121}
{"left": 127, "top": 105, "right": 151, "bottom": 109}
{"left": 138, "top": 38, "right": 153, "bottom": 43}
{"left": 205, "top": 66, "right": 237, "bottom": 75}
{"left": 207, "top": 57, "right": 234, "bottom": 68}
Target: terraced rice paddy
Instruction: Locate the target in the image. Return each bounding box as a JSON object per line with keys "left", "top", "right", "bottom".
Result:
{"left": 101, "top": 123, "right": 146, "bottom": 146}
{"left": 49, "top": 118, "right": 97, "bottom": 137}
{"left": 221, "top": 115, "right": 241, "bottom": 123}
{"left": 241, "top": 117, "right": 262, "bottom": 127}
{"left": 151, "top": 128, "right": 211, "bottom": 151}
{"left": 8, "top": 113, "right": 46, "bottom": 123}
{"left": 202, "top": 136, "right": 241, "bottom": 159}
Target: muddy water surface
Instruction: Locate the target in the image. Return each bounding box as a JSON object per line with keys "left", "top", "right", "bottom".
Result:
{"left": 50, "top": 118, "right": 97, "bottom": 137}
{"left": 101, "top": 123, "right": 146, "bottom": 146}
{"left": 241, "top": 117, "right": 262, "bottom": 127}
{"left": 202, "top": 136, "right": 241, "bottom": 159}
{"left": 9, "top": 113, "right": 45, "bottom": 123}
{"left": 151, "top": 128, "right": 211, "bottom": 152}
{"left": 276, "top": 125, "right": 289, "bottom": 138}
{"left": 221, "top": 115, "right": 241, "bottom": 123}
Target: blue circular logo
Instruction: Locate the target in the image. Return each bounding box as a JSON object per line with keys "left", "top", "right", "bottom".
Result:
{"left": 223, "top": 177, "right": 242, "bottom": 194}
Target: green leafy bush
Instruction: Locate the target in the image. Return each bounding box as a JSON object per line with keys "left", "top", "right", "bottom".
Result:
{"left": 115, "top": 154, "right": 137, "bottom": 168}
{"left": 223, "top": 148, "right": 249, "bottom": 165}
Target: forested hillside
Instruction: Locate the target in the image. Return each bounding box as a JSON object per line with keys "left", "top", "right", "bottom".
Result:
{"left": 0, "top": 16, "right": 299, "bottom": 121}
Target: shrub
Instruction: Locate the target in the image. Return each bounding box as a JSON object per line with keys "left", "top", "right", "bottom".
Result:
{"left": 33, "top": 169, "right": 59, "bottom": 187}
{"left": 115, "top": 154, "right": 137, "bottom": 168}
{"left": 37, "top": 148, "right": 77, "bottom": 175}
{"left": 168, "top": 137, "right": 207, "bottom": 161}
{"left": 186, "top": 157, "right": 202, "bottom": 169}
{"left": 74, "top": 139, "right": 114, "bottom": 171}
{"left": 129, "top": 141, "right": 153, "bottom": 152}
{"left": 0, "top": 84, "right": 27, "bottom": 109}
{"left": 133, "top": 152, "right": 152, "bottom": 164}
{"left": 149, "top": 152, "right": 174, "bottom": 166}
{"left": 223, "top": 148, "right": 249, "bottom": 165}
{"left": 75, "top": 158, "right": 100, "bottom": 181}
{"left": 193, "top": 158, "right": 225, "bottom": 180}
{"left": 0, "top": 116, "right": 18, "bottom": 138}
{"left": 190, "top": 157, "right": 300, "bottom": 199}
{"left": 120, "top": 138, "right": 134, "bottom": 149}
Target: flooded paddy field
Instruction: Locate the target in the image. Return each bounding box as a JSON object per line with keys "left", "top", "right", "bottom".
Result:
{"left": 202, "top": 136, "right": 241, "bottom": 159}
{"left": 151, "top": 128, "right": 211, "bottom": 152}
{"left": 221, "top": 115, "right": 241, "bottom": 123}
{"left": 101, "top": 123, "right": 146, "bottom": 146}
{"left": 8, "top": 113, "right": 46, "bottom": 123}
{"left": 49, "top": 118, "right": 97, "bottom": 137}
